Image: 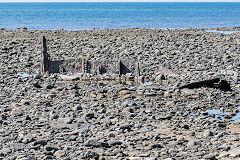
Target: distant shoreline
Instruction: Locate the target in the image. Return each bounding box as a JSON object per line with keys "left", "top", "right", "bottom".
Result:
{"left": 1, "top": 27, "right": 240, "bottom": 32}
{"left": 1, "top": 1, "right": 240, "bottom": 3}
{"left": 0, "top": 0, "right": 240, "bottom": 3}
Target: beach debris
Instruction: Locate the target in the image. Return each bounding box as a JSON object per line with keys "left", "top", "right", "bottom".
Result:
{"left": 41, "top": 36, "right": 140, "bottom": 83}
{"left": 41, "top": 36, "right": 50, "bottom": 73}
{"left": 178, "top": 77, "right": 231, "bottom": 91}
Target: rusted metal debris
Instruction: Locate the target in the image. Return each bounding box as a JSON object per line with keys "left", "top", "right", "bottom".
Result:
{"left": 41, "top": 36, "right": 140, "bottom": 80}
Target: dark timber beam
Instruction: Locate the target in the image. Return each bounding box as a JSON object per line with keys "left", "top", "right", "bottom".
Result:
{"left": 178, "top": 78, "right": 231, "bottom": 91}
{"left": 41, "top": 36, "right": 49, "bottom": 73}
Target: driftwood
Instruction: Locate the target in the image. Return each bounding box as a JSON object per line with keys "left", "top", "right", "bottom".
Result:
{"left": 178, "top": 78, "right": 231, "bottom": 91}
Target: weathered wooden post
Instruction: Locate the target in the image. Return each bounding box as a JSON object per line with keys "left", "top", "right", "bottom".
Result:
{"left": 81, "top": 58, "right": 85, "bottom": 74}
{"left": 135, "top": 62, "right": 141, "bottom": 85}
{"left": 136, "top": 62, "right": 140, "bottom": 77}
{"left": 41, "top": 36, "right": 49, "bottom": 73}
{"left": 119, "top": 60, "right": 122, "bottom": 75}
{"left": 86, "top": 60, "right": 90, "bottom": 73}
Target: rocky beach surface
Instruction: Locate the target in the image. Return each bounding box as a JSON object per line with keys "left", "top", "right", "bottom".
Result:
{"left": 1, "top": 27, "right": 240, "bottom": 159}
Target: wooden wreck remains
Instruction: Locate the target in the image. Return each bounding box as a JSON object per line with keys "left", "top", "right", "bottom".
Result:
{"left": 41, "top": 36, "right": 140, "bottom": 82}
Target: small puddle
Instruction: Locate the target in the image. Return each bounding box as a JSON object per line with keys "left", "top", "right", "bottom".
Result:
{"left": 144, "top": 82, "right": 153, "bottom": 86}
{"left": 17, "top": 72, "right": 37, "bottom": 78}
{"left": 192, "top": 106, "right": 240, "bottom": 122}
{"left": 205, "top": 30, "right": 240, "bottom": 34}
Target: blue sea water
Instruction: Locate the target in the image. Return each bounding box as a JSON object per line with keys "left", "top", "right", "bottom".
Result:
{"left": 0, "top": 2, "right": 240, "bottom": 30}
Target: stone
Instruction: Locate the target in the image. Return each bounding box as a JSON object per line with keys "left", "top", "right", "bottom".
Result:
{"left": 157, "top": 115, "right": 172, "bottom": 120}
{"left": 182, "top": 124, "right": 189, "bottom": 129}
{"left": 218, "top": 123, "right": 226, "bottom": 128}
{"left": 59, "top": 117, "right": 73, "bottom": 124}
{"left": 203, "top": 153, "right": 216, "bottom": 160}
{"left": 85, "top": 113, "right": 95, "bottom": 119}
{"left": 53, "top": 150, "right": 65, "bottom": 158}
{"left": 44, "top": 145, "right": 54, "bottom": 152}
{"left": 228, "top": 147, "right": 240, "bottom": 157}
{"left": 45, "top": 94, "right": 55, "bottom": 100}
{"left": 33, "top": 139, "right": 47, "bottom": 146}
{"left": 73, "top": 105, "right": 82, "bottom": 111}
{"left": 33, "top": 81, "right": 42, "bottom": 88}
{"left": 187, "top": 141, "right": 200, "bottom": 148}
{"left": 155, "top": 74, "right": 166, "bottom": 81}
{"left": 112, "top": 148, "right": 122, "bottom": 155}
{"left": 151, "top": 143, "right": 162, "bottom": 148}
{"left": 84, "top": 139, "right": 109, "bottom": 148}
{"left": 203, "top": 129, "right": 214, "bottom": 137}
{"left": 218, "top": 144, "right": 231, "bottom": 151}
{"left": 43, "top": 155, "right": 55, "bottom": 159}
{"left": 1, "top": 147, "right": 11, "bottom": 154}
{"left": 119, "top": 90, "right": 130, "bottom": 98}
{"left": 45, "top": 84, "right": 55, "bottom": 89}
{"left": 120, "top": 123, "right": 132, "bottom": 131}
{"left": 83, "top": 151, "right": 99, "bottom": 159}
{"left": 107, "top": 140, "right": 122, "bottom": 146}
{"left": 100, "top": 118, "right": 112, "bottom": 125}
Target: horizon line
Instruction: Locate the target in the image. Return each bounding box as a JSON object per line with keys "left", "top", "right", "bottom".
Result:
{"left": 1, "top": 0, "right": 240, "bottom": 2}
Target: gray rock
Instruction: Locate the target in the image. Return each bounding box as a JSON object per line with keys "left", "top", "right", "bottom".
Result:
{"left": 151, "top": 143, "right": 162, "bottom": 148}
{"left": 203, "top": 129, "right": 214, "bottom": 137}
{"left": 218, "top": 144, "right": 231, "bottom": 151}
{"left": 80, "top": 151, "right": 99, "bottom": 159}
{"left": 73, "top": 104, "right": 82, "bottom": 111}
{"left": 203, "top": 153, "right": 216, "bottom": 159}
{"left": 228, "top": 147, "right": 240, "bottom": 158}
{"left": 100, "top": 118, "right": 112, "bottom": 125}
{"left": 85, "top": 113, "right": 95, "bottom": 119}
{"left": 217, "top": 123, "right": 226, "bottom": 128}
{"left": 44, "top": 145, "right": 55, "bottom": 155}
{"left": 54, "top": 150, "right": 65, "bottom": 158}
{"left": 108, "top": 139, "right": 122, "bottom": 146}
{"left": 120, "top": 123, "right": 132, "bottom": 131}
{"left": 84, "top": 139, "right": 109, "bottom": 148}
{"left": 1, "top": 147, "right": 11, "bottom": 154}
{"left": 0, "top": 152, "right": 5, "bottom": 157}
{"left": 182, "top": 124, "right": 189, "bottom": 129}
{"left": 187, "top": 141, "right": 200, "bottom": 148}
{"left": 59, "top": 117, "right": 73, "bottom": 124}
{"left": 33, "top": 139, "right": 47, "bottom": 146}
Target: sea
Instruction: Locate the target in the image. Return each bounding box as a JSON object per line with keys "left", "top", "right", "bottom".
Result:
{"left": 0, "top": 2, "right": 240, "bottom": 30}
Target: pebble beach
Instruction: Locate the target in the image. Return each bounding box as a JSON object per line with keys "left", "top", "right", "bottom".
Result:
{"left": 1, "top": 27, "right": 240, "bottom": 159}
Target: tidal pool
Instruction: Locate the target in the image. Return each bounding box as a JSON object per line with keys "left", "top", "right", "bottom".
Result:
{"left": 143, "top": 82, "right": 153, "bottom": 86}
{"left": 199, "top": 106, "right": 240, "bottom": 122}
{"left": 17, "top": 72, "right": 37, "bottom": 78}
